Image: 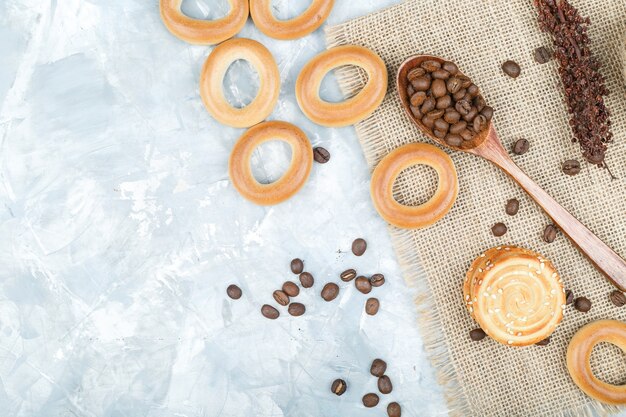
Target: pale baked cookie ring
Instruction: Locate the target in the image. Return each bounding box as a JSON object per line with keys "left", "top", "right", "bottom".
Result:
{"left": 159, "top": 0, "right": 249, "bottom": 45}
{"left": 229, "top": 121, "right": 313, "bottom": 205}
{"left": 200, "top": 38, "right": 280, "bottom": 128}
{"left": 567, "top": 320, "right": 626, "bottom": 405}
{"left": 296, "top": 45, "right": 388, "bottom": 127}
{"left": 464, "top": 246, "right": 566, "bottom": 347}
{"left": 370, "top": 143, "right": 458, "bottom": 229}
{"left": 250, "top": 0, "right": 334, "bottom": 40}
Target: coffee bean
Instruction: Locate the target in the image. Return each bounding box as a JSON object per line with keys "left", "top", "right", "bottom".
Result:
{"left": 407, "top": 84, "right": 415, "bottom": 97}
{"left": 362, "top": 393, "right": 380, "bottom": 408}
{"left": 481, "top": 106, "right": 494, "bottom": 121}
{"left": 534, "top": 46, "right": 552, "bottom": 64}
{"left": 535, "top": 337, "right": 551, "bottom": 346}
{"left": 355, "top": 276, "right": 372, "bottom": 294}
{"left": 574, "top": 296, "right": 592, "bottom": 313}
{"left": 321, "top": 283, "right": 339, "bottom": 301}
{"left": 407, "top": 67, "right": 426, "bottom": 81}
{"left": 431, "top": 79, "right": 447, "bottom": 98}
{"left": 313, "top": 147, "right": 330, "bottom": 164}
{"left": 331, "top": 379, "right": 347, "bottom": 396}
{"left": 543, "top": 224, "right": 557, "bottom": 243}
{"left": 610, "top": 290, "right": 626, "bottom": 307}
{"left": 352, "top": 238, "right": 367, "bottom": 256}
{"left": 261, "top": 304, "right": 279, "bottom": 319}
{"left": 434, "top": 129, "right": 447, "bottom": 139}
{"left": 442, "top": 61, "right": 458, "bottom": 75}
{"left": 565, "top": 289, "right": 574, "bottom": 305}
{"left": 410, "top": 106, "right": 422, "bottom": 119}
{"left": 299, "top": 272, "right": 314, "bottom": 288}
{"left": 453, "top": 88, "right": 467, "bottom": 101}
{"left": 469, "top": 328, "right": 486, "bottom": 341}
{"left": 562, "top": 159, "right": 581, "bottom": 176}
{"left": 444, "top": 110, "right": 461, "bottom": 124}
{"left": 474, "top": 95, "right": 486, "bottom": 112}
{"left": 226, "top": 284, "right": 242, "bottom": 300}
{"left": 340, "top": 269, "right": 357, "bottom": 282}
{"left": 473, "top": 115, "right": 487, "bottom": 132}
{"left": 455, "top": 99, "right": 472, "bottom": 115}
{"left": 434, "top": 118, "right": 449, "bottom": 132}
{"left": 288, "top": 302, "right": 305, "bottom": 316}
{"left": 370, "top": 359, "right": 387, "bottom": 377}
{"left": 378, "top": 375, "right": 393, "bottom": 394}
{"left": 422, "top": 115, "right": 436, "bottom": 129}
{"left": 502, "top": 60, "right": 521, "bottom": 78}
{"left": 421, "top": 97, "right": 436, "bottom": 115}
{"left": 282, "top": 281, "right": 300, "bottom": 297}
{"left": 421, "top": 60, "right": 441, "bottom": 72}
{"left": 458, "top": 75, "right": 472, "bottom": 89}
{"left": 491, "top": 222, "right": 507, "bottom": 237}
{"left": 445, "top": 134, "right": 463, "bottom": 147}
{"left": 273, "top": 290, "right": 290, "bottom": 306}
{"left": 410, "top": 92, "right": 427, "bottom": 107}
{"left": 505, "top": 198, "right": 520, "bottom": 216}
{"left": 411, "top": 77, "right": 430, "bottom": 91}
{"left": 446, "top": 77, "right": 462, "bottom": 94}
{"left": 365, "top": 298, "right": 380, "bottom": 315}
{"left": 460, "top": 130, "right": 474, "bottom": 142}
{"left": 467, "top": 84, "right": 479, "bottom": 98}
{"left": 432, "top": 69, "right": 450, "bottom": 80}
{"left": 290, "top": 258, "right": 304, "bottom": 274}
{"left": 436, "top": 95, "right": 452, "bottom": 110}
{"left": 463, "top": 107, "right": 478, "bottom": 123}
{"left": 512, "top": 138, "right": 530, "bottom": 155}
{"left": 370, "top": 274, "right": 385, "bottom": 287}
{"left": 387, "top": 402, "right": 402, "bottom": 417}
{"left": 427, "top": 109, "right": 445, "bottom": 120}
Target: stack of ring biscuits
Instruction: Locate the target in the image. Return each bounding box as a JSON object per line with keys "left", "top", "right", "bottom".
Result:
{"left": 464, "top": 246, "right": 566, "bottom": 346}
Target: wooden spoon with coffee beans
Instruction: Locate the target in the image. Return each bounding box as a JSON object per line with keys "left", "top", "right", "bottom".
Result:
{"left": 397, "top": 55, "right": 626, "bottom": 291}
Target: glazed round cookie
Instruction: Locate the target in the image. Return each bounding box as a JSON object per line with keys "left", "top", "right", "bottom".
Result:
{"left": 567, "top": 320, "right": 626, "bottom": 405}
{"left": 250, "top": 0, "right": 334, "bottom": 40}
{"left": 296, "top": 45, "right": 388, "bottom": 127}
{"left": 229, "top": 121, "right": 313, "bottom": 205}
{"left": 464, "top": 246, "right": 566, "bottom": 346}
{"left": 200, "top": 38, "right": 280, "bottom": 128}
{"left": 159, "top": 0, "right": 249, "bottom": 45}
{"left": 370, "top": 143, "right": 458, "bottom": 229}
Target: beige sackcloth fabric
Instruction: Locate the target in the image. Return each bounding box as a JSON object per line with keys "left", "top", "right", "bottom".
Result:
{"left": 326, "top": 1, "right": 626, "bottom": 416}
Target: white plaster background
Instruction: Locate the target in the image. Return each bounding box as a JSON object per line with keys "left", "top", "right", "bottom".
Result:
{"left": 0, "top": 0, "right": 457, "bottom": 416}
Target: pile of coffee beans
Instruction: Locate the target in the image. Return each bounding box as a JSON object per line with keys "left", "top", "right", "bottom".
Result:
{"left": 261, "top": 258, "right": 315, "bottom": 319}
{"left": 405, "top": 59, "right": 493, "bottom": 148}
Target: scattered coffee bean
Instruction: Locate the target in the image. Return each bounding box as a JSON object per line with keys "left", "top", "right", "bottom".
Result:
{"left": 370, "top": 274, "right": 385, "bottom": 287}
{"left": 273, "top": 290, "right": 290, "bottom": 306}
{"left": 370, "top": 359, "right": 387, "bottom": 377}
{"left": 543, "top": 224, "right": 558, "bottom": 243}
{"left": 313, "top": 147, "right": 331, "bottom": 164}
{"left": 562, "top": 159, "right": 581, "bottom": 176}
{"left": 469, "top": 328, "right": 486, "bottom": 341}
{"left": 610, "top": 290, "right": 626, "bottom": 307}
{"left": 362, "top": 393, "right": 380, "bottom": 408}
{"left": 512, "top": 138, "right": 530, "bottom": 155}
{"left": 365, "top": 298, "right": 380, "bottom": 315}
{"left": 505, "top": 198, "right": 520, "bottom": 216}
{"left": 352, "top": 238, "right": 367, "bottom": 256}
{"left": 261, "top": 304, "right": 279, "bottom": 320}
{"left": 321, "top": 283, "right": 339, "bottom": 301}
{"left": 290, "top": 258, "right": 304, "bottom": 274}
{"left": 299, "top": 272, "right": 314, "bottom": 288}
{"left": 355, "top": 276, "right": 372, "bottom": 294}
{"left": 378, "top": 375, "right": 393, "bottom": 394}
{"left": 574, "top": 296, "right": 592, "bottom": 313}
{"left": 535, "top": 337, "right": 551, "bottom": 346}
{"left": 226, "top": 284, "right": 242, "bottom": 300}
{"left": 387, "top": 402, "right": 402, "bottom": 417}
{"left": 502, "top": 60, "right": 521, "bottom": 78}
{"left": 282, "top": 281, "right": 300, "bottom": 297}
{"left": 491, "top": 222, "right": 508, "bottom": 237}
{"left": 288, "top": 302, "right": 305, "bottom": 316}
{"left": 331, "top": 379, "right": 347, "bottom": 396}
{"left": 340, "top": 269, "right": 357, "bottom": 282}
{"left": 565, "top": 289, "right": 574, "bottom": 305}
{"left": 534, "top": 46, "right": 553, "bottom": 64}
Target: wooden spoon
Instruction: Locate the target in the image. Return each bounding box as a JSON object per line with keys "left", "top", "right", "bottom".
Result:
{"left": 397, "top": 54, "right": 626, "bottom": 291}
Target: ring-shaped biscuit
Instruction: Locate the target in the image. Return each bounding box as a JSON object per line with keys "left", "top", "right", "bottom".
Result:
{"left": 159, "top": 0, "right": 249, "bottom": 45}
{"left": 229, "top": 121, "right": 313, "bottom": 205}
{"left": 200, "top": 38, "right": 280, "bottom": 128}
{"left": 567, "top": 320, "right": 626, "bottom": 405}
{"left": 296, "top": 45, "right": 388, "bottom": 127}
{"left": 370, "top": 143, "right": 458, "bottom": 229}
{"left": 250, "top": 0, "right": 334, "bottom": 40}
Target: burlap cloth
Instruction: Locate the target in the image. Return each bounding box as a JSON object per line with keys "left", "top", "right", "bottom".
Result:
{"left": 326, "top": 1, "right": 626, "bottom": 416}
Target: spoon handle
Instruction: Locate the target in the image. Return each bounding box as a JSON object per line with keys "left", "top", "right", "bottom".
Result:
{"left": 476, "top": 130, "right": 626, "bottom": 291}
